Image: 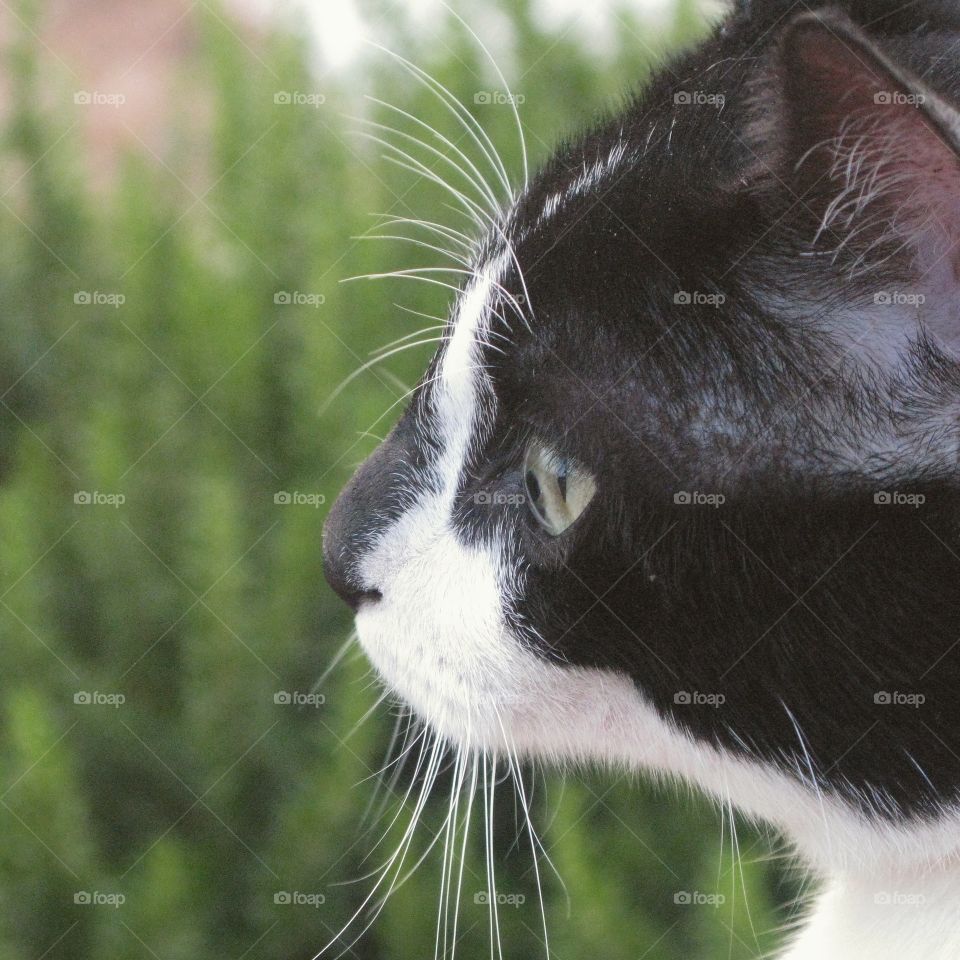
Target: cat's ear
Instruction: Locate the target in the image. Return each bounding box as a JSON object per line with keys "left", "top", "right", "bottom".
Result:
{"left": 750, "top": 10, "right": 960, "bottom": 342}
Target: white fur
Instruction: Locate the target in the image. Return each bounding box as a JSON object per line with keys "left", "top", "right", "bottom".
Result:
{"left": 532, "top": 142, "right": 629, "bottom": 234}
{"left": 779, "top": 870, "right": 960, "bottom": 960}
{"left": 353, "top": 258, "right": 960, "bottom": 959}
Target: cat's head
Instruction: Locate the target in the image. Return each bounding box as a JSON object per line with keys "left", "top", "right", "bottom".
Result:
{"left": 324, "top": 0, "right": 960, "bottom": 870}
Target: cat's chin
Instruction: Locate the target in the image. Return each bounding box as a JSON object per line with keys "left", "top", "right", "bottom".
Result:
{"left": 352, "top": 598, "right": 538, "bottom": 752}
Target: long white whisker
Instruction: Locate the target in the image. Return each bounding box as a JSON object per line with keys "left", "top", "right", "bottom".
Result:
{"left": 360, "top": 715, "right": 429, "bottom": 838}
{"left": 318, "top": 732, "right": 438, "bottom": 955}
{"left": 451, "top": 751, "right": 479, "bottom": 959}
{"left": 438, "top": 202, "right": 535, "bottom": 332}
{"left": 364, "top": 98, "right": 502, "bottom": 212}
{"left": 495, "top": 712, "right": 552, "bottom": 958}
{"left": 357, "top": 709, "right": 418, "bottom": 830}
{"left": 342, "top": 268, "right": 464, "bottom": 294}
{"left": 436, "top": 747, "right": 467, "bottom": 959}
{"left": 730, "top": 798, "right": 762, "bottom": 954}
{"left": 343, "top": 686, "right": 394, "bottom": 742}
{"left": 369, "top": 213, "right": 475, "bottom": 250}
{"left": 437, "top": 0, "right": 528, "bottom": 190}
{"left": 482, "top": 754, "right": 505, "bottom": 960}
{"left": 341, "top": 360, "right": 488, "bottom": 436}
{"left": 320, "top": 735, "right": 446, "bottom": 959}
{"left": 355, "top": 724, "right": 437, "bottom": 868}
{"left": 359, "top": 109, "right": 501, "bottom": 213}
{"left": 320, "top": 336, "right": 447, "bottom": 414}
{"left": 370, "top": 142, "right": 497, "bottom": 230}
{"left": 370, "top": 324, "right": 447, "bottom": 357}
{"left": 392, "top": 304, "right": 446, "bottom": 324}
{"left": 364, "top": 136, "right": 489, "bottom": 228}
{"left": 365, "top": 41, "right": 512, "bottom": 197}
{"left": 311, "top": 632, "right": 359, "bottom": 696}
{"left": 359, "top": 233, "right": 471, "bottom": 267}
{"left": 351, "top": 267, "right": 473, "bottom": 280}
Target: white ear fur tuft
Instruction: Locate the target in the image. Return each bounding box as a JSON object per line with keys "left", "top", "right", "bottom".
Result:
{"left": 752, "top": 11, "right": 960, "bottom": 355}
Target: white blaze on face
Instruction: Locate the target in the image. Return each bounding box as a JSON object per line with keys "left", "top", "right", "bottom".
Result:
{"left": 355, "top": 256, "right": 530, "bottom": 747}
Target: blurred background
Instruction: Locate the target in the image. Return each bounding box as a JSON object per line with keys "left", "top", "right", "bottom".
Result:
{"left": 0, "top": 0, "right": 802, "bottom": 957}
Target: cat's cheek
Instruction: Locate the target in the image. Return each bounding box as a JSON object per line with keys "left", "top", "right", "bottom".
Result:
{"left": 350, "top": 512, "right": 530, "bottom": 749}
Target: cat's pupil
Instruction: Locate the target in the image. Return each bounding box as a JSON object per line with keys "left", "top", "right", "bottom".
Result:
{"left": 525, "top": 470, "right": 541, "bottom": 504}
{"left": 557, "top": 467, "right": 568, "bottom": 501}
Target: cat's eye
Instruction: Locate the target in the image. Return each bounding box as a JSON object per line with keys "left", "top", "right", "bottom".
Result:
{"left": 523, "top": 442, "right": 596, "bottom": 536}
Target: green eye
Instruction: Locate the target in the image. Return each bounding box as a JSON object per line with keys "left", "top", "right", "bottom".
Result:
{"left": 523, "top": 442, "right": 597, "bottom": 536}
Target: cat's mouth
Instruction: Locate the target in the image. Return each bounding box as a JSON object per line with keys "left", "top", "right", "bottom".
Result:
{"left": 353, "top": 586, "right": 525, "bottom": 751}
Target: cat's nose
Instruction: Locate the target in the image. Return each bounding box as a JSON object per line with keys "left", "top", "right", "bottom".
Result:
{"left": 323, "top": 422, "right": 411, "bottom": 612}
{"left": 324, "top": 555, "right": 382, "bottom": 612}
{"left": 323, "top": 495, "right": 383, "bottom": 611}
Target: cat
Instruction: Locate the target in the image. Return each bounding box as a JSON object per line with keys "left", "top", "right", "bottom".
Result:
{"left": 323, "top": 2, "right": 960, "bottom": 957}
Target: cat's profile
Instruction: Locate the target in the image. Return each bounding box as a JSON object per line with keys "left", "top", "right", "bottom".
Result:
{"left": 323, "top": 2, "right": 960, "bottom": 957}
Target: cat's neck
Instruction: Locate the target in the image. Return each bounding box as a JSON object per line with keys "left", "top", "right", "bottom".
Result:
{"left": 782, "top": 862, "right": 960, "bottom": 960}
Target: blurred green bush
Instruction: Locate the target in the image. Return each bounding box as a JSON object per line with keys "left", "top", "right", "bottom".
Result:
{"left": 0, "top": 1, "right": 796, "bottom": 957}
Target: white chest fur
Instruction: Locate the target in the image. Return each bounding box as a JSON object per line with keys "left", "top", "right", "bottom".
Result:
{"left": 783, "top": 867, "right": 960, "bottom": 960}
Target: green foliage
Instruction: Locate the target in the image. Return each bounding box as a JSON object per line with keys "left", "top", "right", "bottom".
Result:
{"left": 0, "top": 1, "right": 797, "bottom": 957}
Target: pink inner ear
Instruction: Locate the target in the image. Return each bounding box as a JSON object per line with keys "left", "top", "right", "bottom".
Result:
{"left": 783, "top": 21, "right": 960, "bottom": 278}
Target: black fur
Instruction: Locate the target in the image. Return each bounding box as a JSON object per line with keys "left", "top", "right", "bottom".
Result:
{"left": 325, "top": 1, "right": 960, "bottom": 820}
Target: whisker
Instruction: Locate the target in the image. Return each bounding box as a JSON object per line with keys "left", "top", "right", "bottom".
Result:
{"left": 365, "top": 41, "right": 513, "bottom": 197}
{"left": 393, "top": 304, "right": 447, "bottom": 325}
{"left": 436, "top": 747, "right": 467, "bottom": 959}
{"left": 312, "top": 632, "right": 360, "bottom": 694}
{"left": 358, "top": 233, "right": 471, "bottom": 267}
{"left": 364, "top": 94, "right": 504, "bottom": 209}
{"left": 360, "top": 716, "right": 430, "bottom": 840}
{"left": 343, "top": 686, "right": 394, "bottom": 742}
{"left": 350, "top": 267, "right": 473, "bottom": 281}
{"left": 320, "top": 336, "right": 447, "bottom": 414}
{"left": 370, "top": 324, "right": 447, "bottom": 357}
{"left": 355, "top": 723, "right": 437, "bottom": 867}
{"left": 358, "top": 108, "right": 501, "bottom": 213}
{"left": 318, "top": 734, "right": 445, "bottom": 959}
{"left": 341, "top": 268, "right": 463, "bottom": 294}
{"left": 368, "top": 213, "right": 475, "bottom": 250}
{"left": 482, "top": 754, "right": 505, "bottom": 960}
{"left": 451, "top": 750, "right": 479, "bottom": 958}
{"left": 370, "top": 142, "right": 498, "bottom": 231}
{"left": 437, "top": 0, "right": 528, "bottom": 190}
{"left": 495, "top": 711, "right": 552, "bottom": 958}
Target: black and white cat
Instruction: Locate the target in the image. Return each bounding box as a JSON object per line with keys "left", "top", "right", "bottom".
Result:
{"left": 323, "top": 2, "right": 960, "bottom": 956}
